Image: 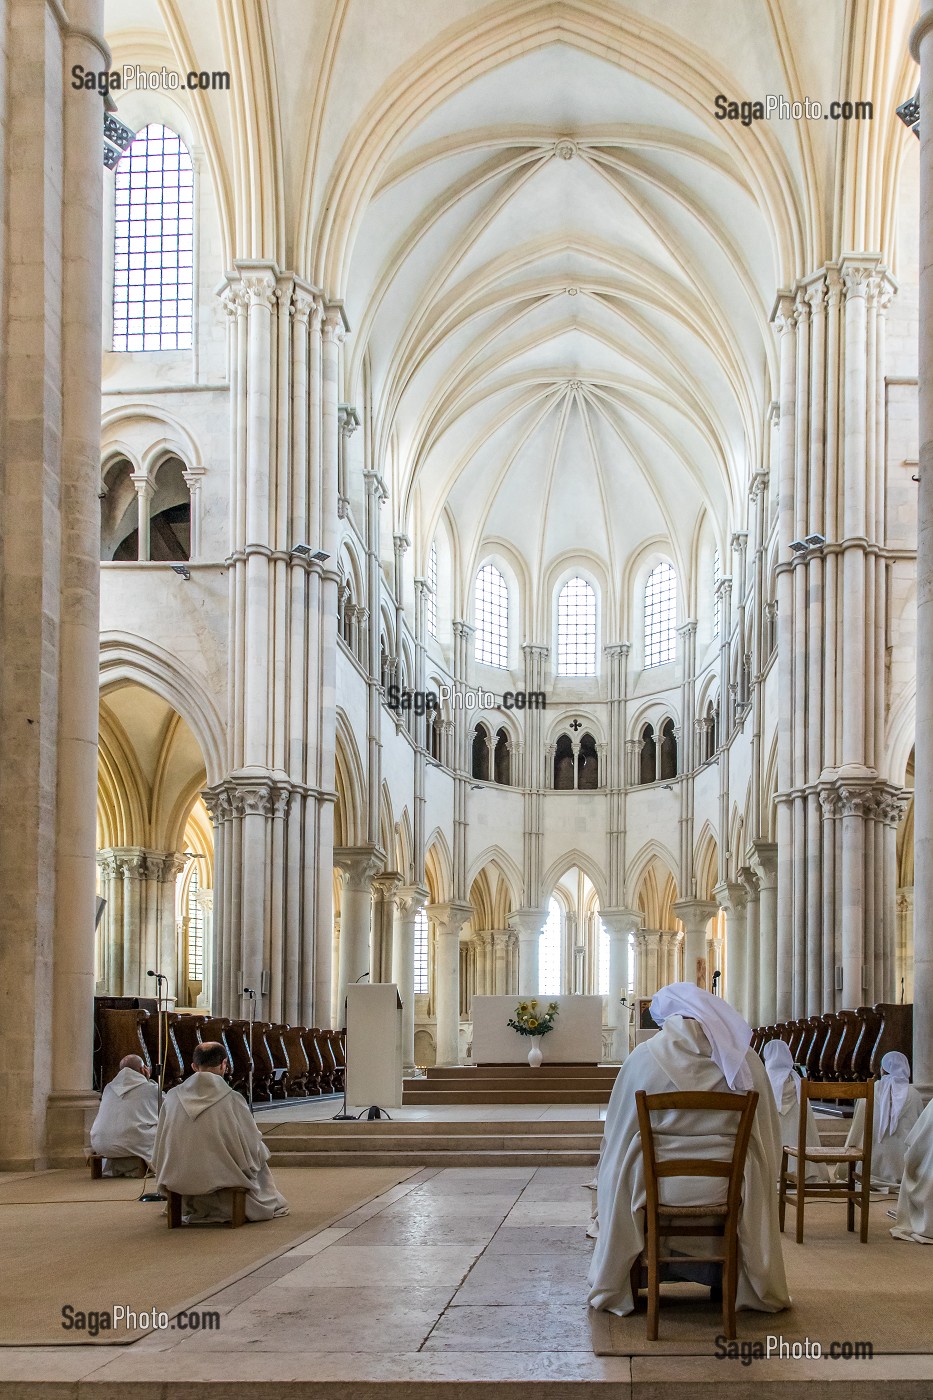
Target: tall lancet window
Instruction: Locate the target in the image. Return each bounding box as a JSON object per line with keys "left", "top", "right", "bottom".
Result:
{"left": 712, "top": 549, "right": 721, "bottom": 638}
{"left": 113, "top": 124, "right": 194, "bottom": 351}
{"left": 539, "top": 897, "right": 562, "bottom": 996}
{"left": 413, "top": 907, "right": 429, "bottom": 994}
{"left": 474, "top": 563, "right": 508, "bottom": 667}
{"left": 426, "top": 541, "right": 438, "bottom": 639}
{"left": 644, "top": 561, "right": 677, "bottom": 667}
{"left": 186, "top": 865, "right": 204, "bottom": 983}
{"left": 557, "top": 577, "right": 597, "bottom": 676}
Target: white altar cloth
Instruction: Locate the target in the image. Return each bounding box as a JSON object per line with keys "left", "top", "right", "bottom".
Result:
{"left": 470, "top": 995, "right": 604, "bottom": 1064}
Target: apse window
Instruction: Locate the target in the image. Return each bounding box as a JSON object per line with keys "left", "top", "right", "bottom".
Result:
{"left": 426, "top": 541, "right": 438, "bottom": 639}
{"left": 474, "top": 563, "right": 508, "bottom": 667}
{"left": 644, "top": 561, "right": 677, "bottom": 667}
{"left": 185, "top": 865, "right": 204, "bottom": 983}
{"left": 112, "top": 124, "right": 194, "bottom": 352}
{"left": 557, "top": 576, "right": 597, "bottom": 676}
{"left": 413, "top": 907, "right": 429, "bottom": 994}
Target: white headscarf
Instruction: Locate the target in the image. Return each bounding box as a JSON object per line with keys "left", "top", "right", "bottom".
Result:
{"left": 761, "top": 1039, "right": 797, "bottom": 1109}
{"left": 875, "top": 1050, "right": 912, "bottom": 1140}
{"left": 649, "top": 982, "right": 754, "bottom": 1091}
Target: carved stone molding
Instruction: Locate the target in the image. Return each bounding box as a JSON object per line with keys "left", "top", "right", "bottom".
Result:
{"left": 202, "top": 772, "right": 297, "bottom": 823}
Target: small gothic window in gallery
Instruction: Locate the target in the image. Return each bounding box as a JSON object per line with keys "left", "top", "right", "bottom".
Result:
{"left": 113, "top": 124, "right": 194, "bottom": 351}
{"left": 186, "top": 864, "right": 203, "bottom": 982}
{"left": 639, "top": 724, "right": 657, "bottom": 785}
{"left": 553, "top": 733, "right": 575, "bottom": 790}
{"left": 474, "top": 564, "right": 508, "bottom": 667}
{"left": 659, "top": 718, "right": 678, "bottom": 780}
{"left": 472, "top": 724, "right": 490, "bottom": 781}
{"left": 644, "top": 561, "right": 677, "bottom": 667}
{"left": 414, "top": 907, "right": 429, "bottom": 995}
{"left": 578, "top": 731, "right": 599, "bottom": 789}
{"left": 426, "top": 541, "right": 438, "bottom": 639}
{"left": 429, "top": 710, "right": 442, "bottom": 762}
{"left": 539, "top": 897, "right": 562, "bottom": 996}
{"left": 557, "top": 577, "right": 596, "bottom": 676}
{"left": 494, "top": 728, "right": 511, "bottom": 785}
{"left": 703, "top": 699, "right": 719, "bottom": 761}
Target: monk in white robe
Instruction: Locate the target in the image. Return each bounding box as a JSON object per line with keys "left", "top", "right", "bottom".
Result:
{"left": 152, "top": 1042, "right": 289, "bottom": 1223}
{"left": 588, "top": 983, "right": 790, "bottom": 1317}
{"left": 761, "top": 1040, "right": 828, "bottom": 1183}
{"left": 838, "top": 1051, "right": 923, "bottom": 1189}
{"left": 89, "top": 1054, "right": 159, "bottom": 1176}
{"left": 891, "top": 1097, "right": 933, "bottom": 1244}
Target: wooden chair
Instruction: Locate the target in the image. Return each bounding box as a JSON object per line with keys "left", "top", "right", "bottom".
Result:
{"left": 632, "top": 1089, "right": 759, "bottom": 1341}
{"left": 779, "top": 1077, "right": 873, "bottom": 1243}
{"left": 166, "top": 1188, "right": 248, "bottom": 1229}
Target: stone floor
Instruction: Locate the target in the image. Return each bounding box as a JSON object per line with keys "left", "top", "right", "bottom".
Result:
{"left": 3, "top": 1143, "right": 933, "bottom": 1396}
{"left": 257, "top": 1099, "right": 608, "bottom": 1122}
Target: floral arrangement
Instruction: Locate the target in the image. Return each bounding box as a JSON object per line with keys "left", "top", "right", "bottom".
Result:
{"left": 508, "top": 999, "right": 560, "bottom": 1038}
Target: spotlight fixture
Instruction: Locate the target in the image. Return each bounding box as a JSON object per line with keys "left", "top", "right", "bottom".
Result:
{"left": 183, "top": 851, "right": 206, "bottom": 859}
{"left": 804, "top": 533, "right": 826, "bottom": 548}
{"left": 290, "top": 544, "right": 330, "bottom": 563}
{"left": 789, "top": 540, "right": 808, "bottom": 554}
{"left": 470, "top": 784, "right": 483, "bottom": 792}
{"left": 171, "top": 565, "right": 191, "bottom": 580}
{"left": 896, "top": 89, "right": 920, "bottom": 139}
{"left": 290, "top": 543, "right": 312, "bottom": 556}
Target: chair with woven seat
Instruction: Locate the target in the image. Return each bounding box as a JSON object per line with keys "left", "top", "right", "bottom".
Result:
{"left": 631, "top": 1088, "right": 759, "bottom": 1341}
{"left": 779, "top": 1077, "right": 874, "bottom": 1243}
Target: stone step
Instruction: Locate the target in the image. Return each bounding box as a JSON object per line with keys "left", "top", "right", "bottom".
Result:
{"left": 262, "top": 1118, "right": 603, "bottom": 1137}
{"left": 264, "top": 1149, "right": 601, "bottom": 1169}
{"left": 424, "top": 1064, "right": 619, "bottom": 1078}
{"left": 403, "top": 1089, "right": 613, "bottom": 1104}
{"left": 268, "top": 1132, "right": 602, "bottom": 1153}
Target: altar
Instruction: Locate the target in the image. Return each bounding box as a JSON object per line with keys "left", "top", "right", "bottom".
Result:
{"left": 470, "top": 995, "right": 604, "bottom": 1064}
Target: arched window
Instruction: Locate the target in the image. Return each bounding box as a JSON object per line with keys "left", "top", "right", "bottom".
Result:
{"left": 429, "top": 710, "right": 443, "bottom": 762}
{"left": 474, "top": 563, "right": 508, "bottom": 667}
{"left": 557, "top": 577, "right": 596, "bottom": 676}
{"left": 426, "top": 541, "right": 438, "bottom": 639}
{"left": 659, "top": 719, "right": 678, "bottom": 780}
{"left": 185, "top": 864, "right": 203, "bottom": 983}
{"left": 413, "top": 907, "right": 429, "bottom": 995}
{"left": 578, "top": 732, "right": 599, "bottom": 790}
{"left": 472, "top": 724, "right": 490, "bottom": 781}
{"left": 703, "top": 699, "right": 719, "bottom": 762}
{"left": 553, "top": 733, "right": 574, "bottom": 790}
{"left": 100, "top": 457, "right": 190, "bottom": 561}
{"left": 494, "top": 728, "right": 511, "bottom": 785}
{"left": 639, "top": 724, "right": 657, "bottom": 785}
{"left": 644, "top": 561, "right": 677, "bottom": 667}
{"left": 539, "top": 898, "right": 562, "bottom": 995}
{"left": 113, "top": 124, "right": 194, "bottom": 352}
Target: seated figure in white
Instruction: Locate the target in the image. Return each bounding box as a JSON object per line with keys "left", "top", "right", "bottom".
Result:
{"left": 838, "top": 1050, "right": 923, "bottom": 1190}
{"left": 588, "top": 983, "right": 790, "bottom": 1317}
{"left": 152, "top": 1041, "right": 289, "bottom": 1223}
{"left": 89, "top": 1053, "right": 159, "bottom": 1176}
{"left": 761, "top": 1039, "right": 829, "bottom": 1183}
{"left": 891, "top": 1096, "right": 933, "bottom": 1244}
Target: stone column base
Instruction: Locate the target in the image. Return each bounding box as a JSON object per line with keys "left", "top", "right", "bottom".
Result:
{"left": 45, "top": 1090, "right": 101, "bottom": 1168}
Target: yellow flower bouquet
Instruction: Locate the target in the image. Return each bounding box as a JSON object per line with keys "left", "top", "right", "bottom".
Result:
{"left": 507, "top": 999, "right": 560, "bottom": 1037}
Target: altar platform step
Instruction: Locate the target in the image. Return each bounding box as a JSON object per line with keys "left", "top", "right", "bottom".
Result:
{"left": 262, "top": 1116, "right": 604, "bottom": 1168}
{"left": 403, "top": 1063, "right": 620, "bottom": 1104}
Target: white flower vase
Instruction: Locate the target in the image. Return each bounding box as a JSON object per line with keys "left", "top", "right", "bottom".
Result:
{"left": 527, "top": 1037, "right": 543, "bottom": 1068}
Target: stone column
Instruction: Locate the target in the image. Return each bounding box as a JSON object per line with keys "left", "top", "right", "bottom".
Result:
{"left": 492, "top": 930, "right": 511, "bottom": 994}
{"left": 334, "top": 847, "right": 383, "bottom": 1021}
{"left": 750, "top": 843, "right": 778, "bottom": 1022}
{"left": 600, "top": 908, "right": 641, "bottom": 1060}
{"left": 739, "top": 865, "right": 760, "bottom": 1027}
{"left": 394, "top": 885, "right": 428, "bottom": 1069}
{"left": 429, "top": 901, "right": 472, "bottom": 1065}
{"left": 912, "top": 0, "right": 933, "bottom": 1093}
{"left": 129, "top": 472, "right": 154, "bottom": 562}
{"left": 643, "top": 931, "right": 662, "bottom": 997}
{"left": 371, "top": 871, "right": 402, "bottom": 985}
{"left": 672, "top": 899, "right": 718, "bottom": 990}
{"left": 714, "top": 882, "right": 748, "bottom": 1018}
{"left": 509, "top": 908, "right": 547, "bottom": 995}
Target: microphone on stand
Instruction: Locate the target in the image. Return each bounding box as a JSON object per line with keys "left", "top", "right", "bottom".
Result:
{"left": 711, "top": 969, "right": 722, "bottom": 996}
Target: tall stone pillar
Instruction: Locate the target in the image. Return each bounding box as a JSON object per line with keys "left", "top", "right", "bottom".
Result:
{"left": 739, "top": 866, "right": 761, "bottom": 1027}
{"left": 371, "top": 872, "right": 402, "bottom": 985}
{"left": 673, "top": 900, "right": 718, "bottom": 989}
{"left": 334, "top": 848, "right": 383, "bottom": 1022}
{"left": 492, "top": 930, "right": 511, "bottom": 994}
{"left": 714, "top": 882, "right": 748, "bottom": 1018}
{"left": 911, "top": 0, "right": 933, "bottom": 1094}
{"left": 750, "top": 843, "right": 778, "bottom": 1022}
{"left": 395, "top": 886, "right": 428, "bottom": 1068}
{"left": 429, "top": 901, "right": 472, "bottom": 1065}
{"left": 509, "top": 908, "right": 546, "bottom": 995}
{"left": 600, "top": 908, "right": 641, "bottom": 1060}
{"left": 643, "top": 932, "right": 662, "bottom": 997}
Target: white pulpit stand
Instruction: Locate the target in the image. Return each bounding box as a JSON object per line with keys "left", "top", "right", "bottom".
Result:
{"left": 346, "top": 983, "right": 404, "bottom": 1109}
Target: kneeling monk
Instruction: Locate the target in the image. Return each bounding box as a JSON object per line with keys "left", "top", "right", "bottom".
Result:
{"left": 90, "top": 1053, "right": 158, "bottom": 1175}
{"left": 153, "top": 1042, "right": 289, "bottom": 1223}
{"left": 588, "top": 983, "right": 789, "bottom": 1317}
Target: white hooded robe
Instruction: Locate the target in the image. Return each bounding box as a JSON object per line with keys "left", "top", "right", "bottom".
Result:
{"left": 761, "top": 1041, "right": 828, "bottom": 1184}
{"left": 152, "top": 1072, "right": 289, "bottom": 1222}
{"left": 89, "top": 1067, "right": 159, "bottom": 1176}
{"left": 891, "top": 1097, "right": 933, "bottom": 1244}
{"left": 587, "top": 1015, "right": 790, "bottom": 1316}
{"left": 839, "top": 1052, "right": 923, "bottom": 1189}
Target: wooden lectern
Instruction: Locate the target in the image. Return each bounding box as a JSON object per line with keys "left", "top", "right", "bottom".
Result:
{"left": 346, "top": 983, "right": 404, "bottom": 1109}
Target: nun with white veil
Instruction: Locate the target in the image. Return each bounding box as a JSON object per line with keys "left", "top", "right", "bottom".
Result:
{"left": 838, "top": 1050, "right": 923, "bottom": 1189}
{"left": 761, "top": 1040, "right": 829, "bottom": 1183}
{"left": 587, "top": 983, "right": 790, "bottom": 1318}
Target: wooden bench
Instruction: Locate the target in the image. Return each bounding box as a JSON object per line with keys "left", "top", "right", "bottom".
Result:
{"left": 166, "top": 1188, "right": 248, "bottom": 1229}
{"left": 88, "top": 1154, "right": 148, "bottom": 1179}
